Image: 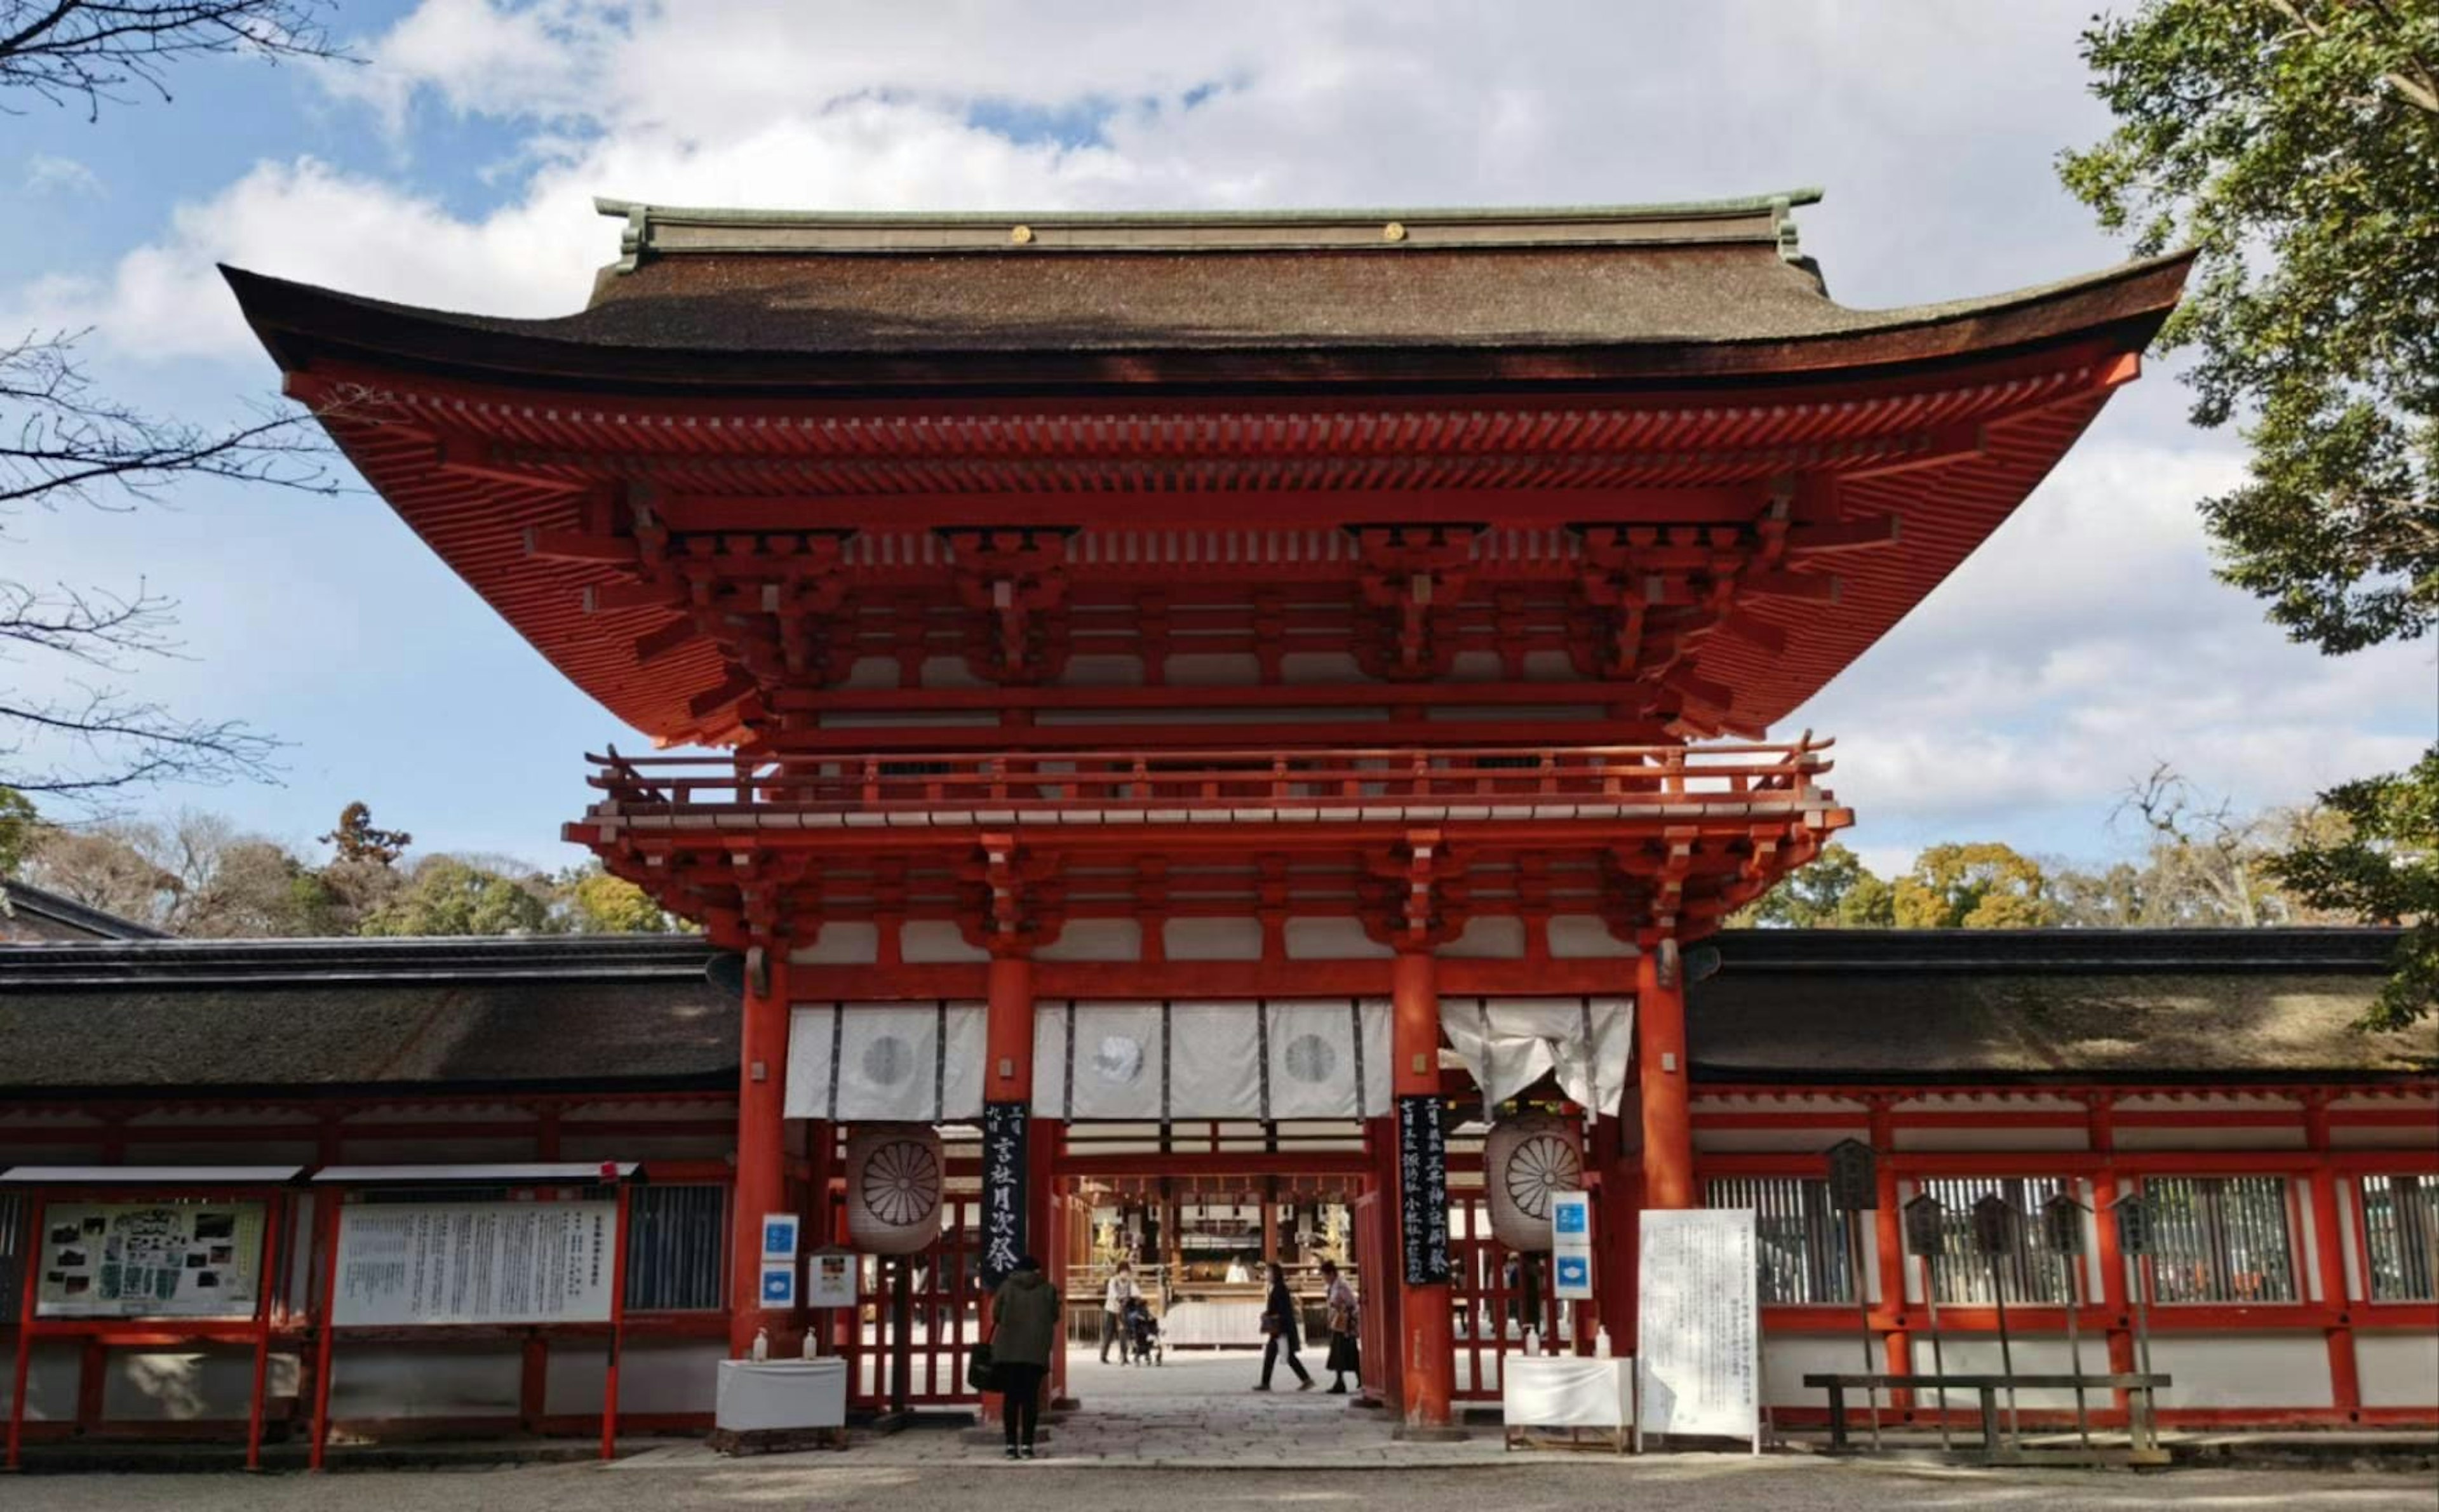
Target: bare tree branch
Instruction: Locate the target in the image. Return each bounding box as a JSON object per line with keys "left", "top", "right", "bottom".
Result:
{"left": 0, "top": 1, "right": 350, "bottom": 120}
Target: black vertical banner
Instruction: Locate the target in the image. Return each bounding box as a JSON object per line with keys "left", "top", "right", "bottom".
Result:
{"left": 981, "top": 1101, "right": 1029, "bottom": 1288}
{"left": 1397, "top": 1093, "right": 1450, "bottom": 1285}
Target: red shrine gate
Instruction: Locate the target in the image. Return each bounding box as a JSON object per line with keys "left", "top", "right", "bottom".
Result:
{"left": 227, "top": 191, "right": 2191, "bottom": 1427}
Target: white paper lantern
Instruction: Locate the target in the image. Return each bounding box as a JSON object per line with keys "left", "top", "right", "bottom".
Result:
{"left": 845, "top": 1124, "right": 944, "bottom": 1255}
{"left": 1483, "top": 1113, "right": 1585, "bottom": 1252}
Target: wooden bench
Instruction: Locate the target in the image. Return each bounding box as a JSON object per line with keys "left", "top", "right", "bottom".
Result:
{"left": 1801, "top": 1372, "right": 2172, "bottom": 1466}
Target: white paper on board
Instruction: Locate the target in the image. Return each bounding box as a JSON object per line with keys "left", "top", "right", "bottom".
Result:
{"left": 1635, "top": 1208, "right": 1760, "bottom": 1443}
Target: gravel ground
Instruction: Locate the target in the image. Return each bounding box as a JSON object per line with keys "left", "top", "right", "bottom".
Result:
{"left": 8, "top": 1459, "right": 2439, "bottom": 1512}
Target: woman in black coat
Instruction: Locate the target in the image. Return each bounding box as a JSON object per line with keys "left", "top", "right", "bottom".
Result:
{"left": 1253, "top": 1261, "right": 1314, "bottom": 1391}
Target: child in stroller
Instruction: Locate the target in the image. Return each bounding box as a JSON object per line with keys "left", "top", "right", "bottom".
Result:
{"left": 1122, "top": 1294, "right": 1162, "bottom": 1366}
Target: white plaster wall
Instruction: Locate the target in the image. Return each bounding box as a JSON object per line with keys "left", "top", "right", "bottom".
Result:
{"left": 1285, "top": 918, "right": 1392, "bottom": 960}
{"left": 1761, "top": 1334, "right": 1862, "bottom": 1412}
{"left": 121, "top": 1140, "right": 319, "bottom": 1167}
{"left": 2149, "top": 1334, "right": 2332, "bottom": 1410}
{"left": 1547, "top": 916, "right": 1634, "bottom": 960}
{"left": 2333, "top": 1127, "right": 2439, "bottom": 1150}
{"left": 100, "top": 1349, "right": 302, "bottom": 1422}
{"left": 562, "top": 1133, "right": 732, "bottom": 1163}
{"left": 0, "top": 1341, "right": 80, "bottom": 1419}
{"left": 330, "top": 1346, "right": 520, "bottom": 1419}
{"left": 1695, "top": 1127, "right": 1869, "bottom": 1154}
{"left": 1891, "top": 1127, "right": 2088, "bottom": 1154}
{"left": 1911, "top": 1336, "right": 2086, "bottom": 1410}
{"left": 901, "top": 921, "right": 988, "bottom": 964}
{"left": 336, "top": 1139, "right": 538, "bottom": 1164}
{"left": 918, "top": 655, "right": 989, "bottom": 689}
{"left": 546, "top": 1339, "right": 725, "bottom": 1416}
{"left": 1446, "top": 650, "right": 1502, "bottom": 683}
{"left": 1280, "top": 651, "right": 1363, "bottom": 683}
{"left": 791, "top": 922, "right": 880, "bottom": 965}
{"left": 1437, "top": 916, "right": 1525, "bottom": 960}
{"left": 1059, "top": 655, "right": 1143, "bottom": 687}
{"left": 2355, "top": 1332, "right": 2439, "bottom": 1408}
{"left": 1166, "top": 652, "right": 1261, "bottom": 686}
{"left": 1038, "top": 919, "right": 1141, "bottom": 962}
{"left": 2114, "top": 1126, "right": 2308, "bottom": 1152}
{"left": 1164, "top": 916, "right": 1263, "bottom": 961}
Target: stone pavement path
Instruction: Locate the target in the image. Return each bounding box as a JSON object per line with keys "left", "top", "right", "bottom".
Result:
{"left": 625, "top": 1346, "right": 1518, "bottom": 1470}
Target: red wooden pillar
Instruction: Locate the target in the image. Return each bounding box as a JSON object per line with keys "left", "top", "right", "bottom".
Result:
{"left": 6, "top": 1193, "right": 44, "bottom": 1471}
{"left": 1867, "top": 1099, "right": 1911, "bottom": 1414}
{"left": 731, "top": 947, "right": 792, "bottom": 1358}
{"left": 2302, "top": 1097, "right": 2362, "bottom": 1422}
{"left": 982, "top": 945, "right": 1037, "bottom": 1422}
{"left": 1392, "top": 945, "right": 1455, "bottom": 1430}
{"left": 1636, "top": 948, "right": 1695, "bottom": 1210}
{"left": 2089, "top": 1096, "right": 2137, "bottom": 1423}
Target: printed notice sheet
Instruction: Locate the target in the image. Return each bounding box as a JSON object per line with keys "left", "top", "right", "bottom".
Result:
{"left": 332, "top": 1200, "right": 616, "bottom": 1326}
{"left": 1636, "top": 1208, "right": 1761, "bottom": 1446}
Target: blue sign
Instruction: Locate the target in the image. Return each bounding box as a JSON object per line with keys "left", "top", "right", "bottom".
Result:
{"left": 759, "top": 1263, "right": 796, "bottom": 1307}
{"left": 760, "top": 1214, "right": 800, "bottom": 1260}
{"left": 1554, "top": 1203, "right": 1589, "bottom": 1238}
{"left": 1555, "top": 1254, "right": 1591, "bottom": 1291}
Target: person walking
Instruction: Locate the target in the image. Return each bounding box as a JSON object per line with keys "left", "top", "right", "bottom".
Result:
{"left": 1099, "top": 1261, "right": 1138, "bottom": 1365}
{"left": 1319, "top": 1259, "right": 1361, "bottom": 1395}
{"left": 1253, "top": 1260, "right": 1314, "bottom": 1391}
{"left": 989, "top": 1255, "right": 1060, "bottom": 1460}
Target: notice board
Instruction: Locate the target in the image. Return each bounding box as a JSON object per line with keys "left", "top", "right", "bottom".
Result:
{"left": 979, "top": 1101, "right": 1029, "bottom": 1287}
{"left": 36, "top": 1201, "right": 266, "bottom": 1318}
{"left": 1636, "top": 1208, "right": 1760, "bottom": 1446}
{"left": 332, "top": 1200, "right": 616, "bottom": 1326}
{"left": 1396, "top": 1094, "right": 1450, "bottom": 1285}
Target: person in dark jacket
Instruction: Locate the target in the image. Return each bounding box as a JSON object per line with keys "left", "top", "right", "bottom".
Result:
{"left": 1253, "top": 1260, "right": 1313, "bottom": 1391}
{"left": 990, "top": 1255, "right": 1061, "bottom": 1459}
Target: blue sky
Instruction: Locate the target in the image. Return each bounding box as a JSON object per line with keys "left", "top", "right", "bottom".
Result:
{"left": 5, "top": 1, "right": 2431, "bottom": 878}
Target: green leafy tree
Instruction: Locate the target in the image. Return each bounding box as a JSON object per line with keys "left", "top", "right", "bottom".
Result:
{"left": 1893, "top": 843, "right": 2061, "bottom": 929}
{"left": 2266, "top": 746, "right": 2438, "bottom": 1028}
{"left": 1736, "top": 843, "right": 1898, "bottom": 929}
{"left": 2062, "top": 0, "right": 2439, "bottom": 652}
{"left": 556, "top": 865, "right": 678, "bottom": 933}
{"left": 359, "top": 855, "right": 556, "bottom": 938}
{"left": 0, "top": 786, "right": 34, "bottom": 876}
{"left": 2066, "top": 3, "right": 2439, "bottom": 1017}
{"left": 1836, "top": 869, "right": 1897, "bottom": 928}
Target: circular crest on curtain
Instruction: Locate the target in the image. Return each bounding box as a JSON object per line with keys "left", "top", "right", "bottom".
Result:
{"left": 846, "top": 1123, "right": 944, "bottom": 1255}
{"left": 1483, "top": 1113, "right": 1585, "bottom": 1252}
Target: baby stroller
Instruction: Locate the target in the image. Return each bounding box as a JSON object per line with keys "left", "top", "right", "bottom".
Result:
{"left": 1123, "top": 1295, "right": 1163, "bottom": 1366}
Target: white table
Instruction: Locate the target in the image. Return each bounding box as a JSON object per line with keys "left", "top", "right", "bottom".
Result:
{"left": 1502, "top": 1355, "right": 1636, "bottom": 1454}
{"left": 1160, "top": 1299, "right": 1266, "bottom": 1348}
{"left": 715, "top": 1358, "right": 847, "bottom": 1433}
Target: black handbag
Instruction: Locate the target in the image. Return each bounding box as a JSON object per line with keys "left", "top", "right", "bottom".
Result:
{"left": 966, "top": 1340, "right": 999, "bottom": 1393}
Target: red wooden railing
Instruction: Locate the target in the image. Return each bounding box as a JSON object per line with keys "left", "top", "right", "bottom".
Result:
{"left": 582, "top": 737, "right": 1835, "bottom": 819}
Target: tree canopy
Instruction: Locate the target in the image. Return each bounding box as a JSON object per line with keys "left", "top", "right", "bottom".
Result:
{"left": 2061, "top": 0, "right": 2439, "bottom": 652}
{"left": 2064, "top": 1, "right": 2439, "bottom": 1023}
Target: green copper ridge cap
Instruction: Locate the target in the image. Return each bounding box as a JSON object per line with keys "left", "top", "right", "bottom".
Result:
{"left": 594, "top": 190, "right": 1826, "bottom": 273}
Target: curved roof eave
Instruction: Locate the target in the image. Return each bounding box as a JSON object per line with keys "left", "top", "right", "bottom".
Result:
{"left": 222, "top": 251, "right": 2194, "bottom": 401}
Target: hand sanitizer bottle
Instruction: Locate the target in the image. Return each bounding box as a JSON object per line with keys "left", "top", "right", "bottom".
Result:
{"left": 751, "top": 1326, "right": 770, "bottom": 1361}
{"left": 802, "top": 1327, "right": 819, "bottom": 1360}
{"left": 1594, "top": 1327, "right": 1613, "bottom": 1360}
{"left": 1519, "top": 1327, "right": 1538, "bottom": 1356}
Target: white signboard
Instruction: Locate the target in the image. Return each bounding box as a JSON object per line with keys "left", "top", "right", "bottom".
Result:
{"left": 1636, "top": 1208, "right": 1760, "bottom": 1447}
{"left": 332, "top": 1200, "right": 617, "bottom": 1327}
{"left": 36, "top": 1201, "right": 265, "bottom": 1318}
{"left": 805, "top": 1251, "right": 858, "bottom": 1309}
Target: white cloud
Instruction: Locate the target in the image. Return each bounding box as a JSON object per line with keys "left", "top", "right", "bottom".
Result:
{"left": 24, "top": 153, "right": 102, "bottom": 197}
{"left": 8, "top": 0, "right": 2428, "bottom": 857}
